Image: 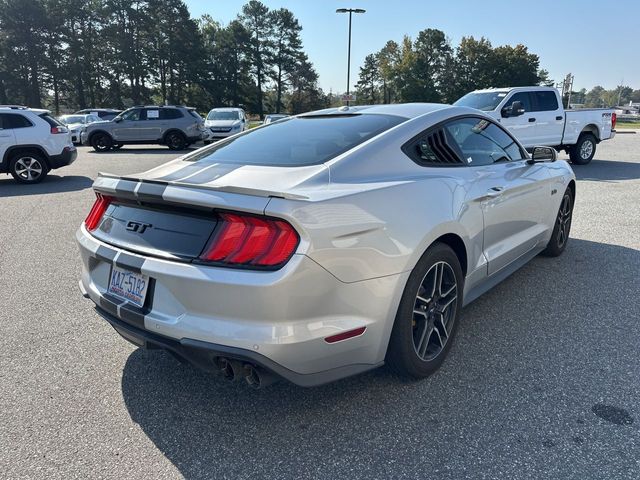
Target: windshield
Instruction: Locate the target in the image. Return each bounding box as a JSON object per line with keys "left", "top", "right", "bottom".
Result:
{"left": 59, "top": 115, "right": 87, "bottom": 124}
{"left": 207, "top": 111, "right": 240, "bottom": 121}
{"left": 454, "top": 92, "right": 509, "bottom": 111}
{"left": 187, "top": 114, "right": 405, "bottom": 167}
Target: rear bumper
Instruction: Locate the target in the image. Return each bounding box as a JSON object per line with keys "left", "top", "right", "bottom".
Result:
{"left": 76, "top": 225, "right": 407, "bottom": 386}
{"left": 49, "top": 146, "right": 77, "bottom": 169}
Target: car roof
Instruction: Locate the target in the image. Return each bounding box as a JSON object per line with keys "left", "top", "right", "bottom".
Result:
{"left": 208, "top": 107, "right": 244, "bottom": 112}
{"left": 300, "top": 103, "right": 451, "bottom": 120}
{"left": 470, "top": 86, "right": 557, "bottom": 93}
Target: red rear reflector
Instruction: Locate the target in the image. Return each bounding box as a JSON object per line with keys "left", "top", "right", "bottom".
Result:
{"left": 84, "top": 193, "right": 113, "bottom": 231}
{"left": 200, "top": 212, "right": 299, "bottom": 268}
{"left": 611, "top": 112, "right": 617, "bottom": 130}
{"left": 325, "top": 327, "right": 367, "bottom": 344}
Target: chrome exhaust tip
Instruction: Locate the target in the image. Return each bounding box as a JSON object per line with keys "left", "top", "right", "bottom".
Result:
{"left": 244, "top": 364, "right": 277, "bottom": 389}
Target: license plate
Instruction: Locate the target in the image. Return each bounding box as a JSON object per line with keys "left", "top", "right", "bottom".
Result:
{"left": 108, "top": 266, "right": 149, "bottom": 308}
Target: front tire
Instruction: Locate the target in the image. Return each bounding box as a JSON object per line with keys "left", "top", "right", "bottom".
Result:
{"left": 90, "top": 133, "right": 113, "bottom": 152}
{"left": 386, "top": 243, "right": 464, "bottom": 379}
{"left": 9, "top": 152, "right": 48, "bottom": 184}
{"left": 542, "top": 187, "right": 574, "bottom": 257}
{"left": 569, "top": 133, "right": 596, "bottom": 165}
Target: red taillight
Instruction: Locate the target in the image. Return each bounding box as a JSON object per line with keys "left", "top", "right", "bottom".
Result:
{"left": 200, "top": 212, "right": 299, "bottom": 268}
{"left": 611, "top": 112, "right": 617, "bottom": 130}
{"left": 51, "top": 126, "right": 68, "bottom": 134}
{"left": 84, "top": 193, "right": 113, "bottom": 231}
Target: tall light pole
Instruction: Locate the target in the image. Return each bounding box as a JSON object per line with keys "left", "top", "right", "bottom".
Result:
{"left": 336, "top": 8, "right": 365, "bottom": 106}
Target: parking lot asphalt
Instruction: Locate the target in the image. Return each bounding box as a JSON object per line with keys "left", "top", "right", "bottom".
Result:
{"left": 1, "top": 135, "right": 639, "bottom": 480}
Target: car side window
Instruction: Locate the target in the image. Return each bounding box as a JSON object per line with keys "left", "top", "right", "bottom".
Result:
{"left": 445, "top": 117, "right": 524, "bottom": 166}
{"left": 145, "top": 109, "right": 160, "bottom": 120}
{"left": 1, "top": 114, "right": 33, "bottom": 129}
{"left": 121, "top": 109, "right": 142, "bottom": 121}
{"left": 160, "top": 108, "right": 182, "bottom": 120}
{"left": 532, "top": 91, "right": 559, "bottom": 111}
{"left": 505, "top": 92, "right": 532, "bottom": 112}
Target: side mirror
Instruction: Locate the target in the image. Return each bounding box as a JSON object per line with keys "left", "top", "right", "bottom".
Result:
{"left": 528, "top": 146, "right": 557, "bottom": 164}
{"left": 502, "top": 100, "right": 525, "bottom": 118}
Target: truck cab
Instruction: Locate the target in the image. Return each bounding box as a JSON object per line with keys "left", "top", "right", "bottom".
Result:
{"left": 454, "top": 86, "right": 616, "bottom": 165}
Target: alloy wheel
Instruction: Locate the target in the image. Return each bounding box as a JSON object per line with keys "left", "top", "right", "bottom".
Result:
{"left": 412, "top": 261, "right": 458, "bottom": 361}
{"left": 580, "top": 139, "right": 594, "bottom": 160}
{"left": 556, "top": 193, "right": 572, "bottom": 248}
{"left": 14, "top": 157, "right": 43, "bottom": 182}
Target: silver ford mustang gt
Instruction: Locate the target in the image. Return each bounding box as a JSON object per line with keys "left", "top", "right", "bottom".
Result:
{"left": 77, "top": 103, "right": 575, "bottom": 388}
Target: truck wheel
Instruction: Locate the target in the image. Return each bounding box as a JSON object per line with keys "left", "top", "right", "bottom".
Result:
{"left": 91, "top": 133, "right": 113, "bottom": 152}
{"left": 569, "top": 133, "right": 596, "bottom": 165}
{"left": 9, "top": 151, "right": 48, "bottom": 184}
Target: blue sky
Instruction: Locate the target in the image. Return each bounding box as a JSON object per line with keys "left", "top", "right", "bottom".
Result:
{"left": 185, "top": 0, "right": 640, "bottom": 94}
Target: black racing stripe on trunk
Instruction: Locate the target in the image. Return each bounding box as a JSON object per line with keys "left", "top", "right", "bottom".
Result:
{"left": 136, "top": 182, "right": 167, "bottom": 202}
{"left": 119, "top": 303, "right": 146, "bottom": 329}
{"left": 115, "top": 253, "right": 144, "bottom": 273}
{"left": 95, "top": 245, "right": 117, "bottom": 263}
{"left": 99, "top": 296, "right": 119, "bottom": 317}
{"left": 113, "top": 179, "right": 140, "bottom": 200}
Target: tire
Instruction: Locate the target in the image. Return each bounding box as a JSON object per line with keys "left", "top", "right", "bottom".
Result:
{"left": 90, "top": 132, "right": 113, "bottom": 152}
{"left": 165, "top": 131, "right": 187, "bottom": 150}
{"left": 9, "top": 151, "right": 48, "bottom": 184}
{"left": 386, "top": 242, "right": 464, "bottom": 379}
{"left": 542, "top": 187, "right": 574, "bottom": 257}
{"left": 569, "top": 133, "right": 596, "bottom": 165}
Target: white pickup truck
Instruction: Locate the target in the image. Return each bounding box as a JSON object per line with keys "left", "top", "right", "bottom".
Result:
{"left": 454, "top": 86, "right": 616, "bottom": 164}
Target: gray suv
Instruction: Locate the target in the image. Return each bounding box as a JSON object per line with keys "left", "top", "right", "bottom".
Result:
{"left": 81, "top": 106, "right": 204, "bottom": 152}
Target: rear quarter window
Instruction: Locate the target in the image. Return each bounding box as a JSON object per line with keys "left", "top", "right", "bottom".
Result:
{"left": 160, "top": 108, "right": 183, "bottom": 120}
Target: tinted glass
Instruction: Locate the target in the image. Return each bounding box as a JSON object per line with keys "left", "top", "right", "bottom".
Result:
{"left": 160, "top": 108, "right": 183, "bottom": 120}
{"left": 445, "top": 117, "right": 523, "bottom": 166}
{"left": 533, "top": 91, "right": 559, "bottom": 111}
{"left": 188, "top": 110, "right": 202, "bottom": 120}
{"left": 38, "top": 113, "right": 63, "bottom": 128}
{"left": 2, "top": 114, "right": 33, "bottom": 129}
{"left": 454, "top": 91, "right": 509, "bottom": 111}
{"left": 505, "top": 92, "right": 532, "bottom": 112}
{"left": 207, "top": 111, "right": 240, "bottom": 120}
{"left": 187, "top": 114, "right": 405, "bottom": 167}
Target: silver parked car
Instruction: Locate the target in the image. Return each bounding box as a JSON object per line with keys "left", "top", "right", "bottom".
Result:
{"left": 58, "top": 114, "right": 101, "bottom": 144}
{"left": 203, "top": 107, "right": 247, "bottom": 144}
{"left": 81, "top": 105, "right": 205, "bottom": 151}
{"left": 77, "top": 103, "right": 575, "bottom": 388}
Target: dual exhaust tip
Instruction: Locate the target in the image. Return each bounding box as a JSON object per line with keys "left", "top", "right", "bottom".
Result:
{"left": 215, "top": 357, "right": 277, "bottom": 389}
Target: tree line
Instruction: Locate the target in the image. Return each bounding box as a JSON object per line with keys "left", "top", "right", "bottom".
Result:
{"left": 354, "top": 31, "right": 550, "bottom": 105}
{"left": 354, "top": 29, "right": 640, "bottom": 109}
{"left": 0, "top": 0, "right": 328, "bottom": 117}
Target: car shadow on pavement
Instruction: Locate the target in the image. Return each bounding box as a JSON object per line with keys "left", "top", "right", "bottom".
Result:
{"left": 0, "top": 175, "right": 93, "bottom": 197}
{"left": 572, "top": 158, "right": 640, "bottom": 182}
{"left": 119, "top": 238, "right": 640, "bottom": 479}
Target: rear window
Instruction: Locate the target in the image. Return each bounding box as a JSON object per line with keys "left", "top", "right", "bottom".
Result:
{"left": 187, "top": 114, "right": 405, "bottom": 167}
{"left": 38, "top": 113, "right": 63, "bottom": 127}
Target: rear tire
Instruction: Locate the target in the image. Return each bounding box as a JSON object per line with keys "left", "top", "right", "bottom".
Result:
{"left": 569, "top": 133, "right": 596, "bottom": 165}
{"left": 9, "top": 151, "right": 48, "bottom": 184}
{"left": 91, "top": 133, "right": 113, "bottom": 152}
{"left": 386, "top": 243, "right": 464, "bottom": 379}
{"left": 542, "top": 187, "right": 574, "bottom": 257}
{"left": 165, "top": 131, "right": 187, "bottom": 150}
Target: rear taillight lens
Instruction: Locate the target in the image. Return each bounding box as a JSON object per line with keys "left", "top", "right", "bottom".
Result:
{"left": 200, "top": 212, "right": 299, "bottom": 268}
{"left": 84, "top": 193, "right": 113, "bottom": 231}
{"left": 611, "top": 112, "right": 617, "bottom": 130}
{"left": 51, "top": 126, "right": 68, "bottom": 134}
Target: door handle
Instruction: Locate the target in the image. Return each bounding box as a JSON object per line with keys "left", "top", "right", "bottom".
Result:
{"left": 556, "top": 116, "right": 563, "bottom": 121}
{"left": 480, "top": 186, "right": 505, "bottom": 201}
{"left": 528, "top": 117, "right": 536, "bottom": 122}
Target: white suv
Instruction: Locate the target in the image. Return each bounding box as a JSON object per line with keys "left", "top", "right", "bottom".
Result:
{"left": 203, "top": 107, "right": 247, "bottom": 144}
{"left": 0, "top": 106, "right": 77, "bottom": 184}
